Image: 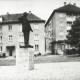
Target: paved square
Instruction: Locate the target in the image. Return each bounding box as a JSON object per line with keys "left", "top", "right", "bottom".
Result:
{"left": 0, "top": 62, "right": 80, "bottom": 80}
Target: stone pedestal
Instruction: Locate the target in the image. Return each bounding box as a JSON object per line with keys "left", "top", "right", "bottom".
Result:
{"left": 16, "top": 46, "right": 34, "bottom": 70}
{"left": 29, "top": 51, "right": 34, "bottom": 70}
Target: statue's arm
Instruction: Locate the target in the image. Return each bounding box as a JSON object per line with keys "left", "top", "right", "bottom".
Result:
{"left": 28, "top": 20, "right": 33, "bottom": 32}
{"left": 30, "top": 25, "right": 33, "bottom": 32}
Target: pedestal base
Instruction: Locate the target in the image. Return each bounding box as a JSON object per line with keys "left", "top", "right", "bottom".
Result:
{"left": 16, "top": 46, "right": 34, "bottom": 70}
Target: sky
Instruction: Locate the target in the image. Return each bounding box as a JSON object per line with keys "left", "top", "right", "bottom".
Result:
{"left": 0, "top": 0, "right": 80, "bottom": 21}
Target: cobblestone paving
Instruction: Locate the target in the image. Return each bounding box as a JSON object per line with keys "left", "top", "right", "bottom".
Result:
{"left": 0, "top": 62, "right": 80, "bottom": 80}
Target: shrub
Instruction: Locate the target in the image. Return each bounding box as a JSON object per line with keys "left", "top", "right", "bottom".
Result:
{"left": 77, "top": 49, "right": 80, "bottom": 55}
{"left": 2, "top": 53, "right": 6, "bottom": 58}
{"left": 37, "top": 52, "right": 41, "bottom": 56}
{"left": 66, "top": 49, "right": 77, "bottom": 55}
{"left": 34, "top": 52, "right": 41, "bottom": 56}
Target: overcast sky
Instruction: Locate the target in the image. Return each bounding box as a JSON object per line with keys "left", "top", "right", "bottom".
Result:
{"left": 0, "top": 0, "right": 80, "bottom": 21}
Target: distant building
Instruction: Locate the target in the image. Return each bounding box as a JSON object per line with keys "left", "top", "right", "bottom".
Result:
{"left": 0, "top": 11, "right": 45, "bottom": 57}
{"left": 45, "top": 2, "right": 80, "bottom": 55}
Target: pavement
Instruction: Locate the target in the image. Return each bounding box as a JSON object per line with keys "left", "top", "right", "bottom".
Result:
{"left": 0, "top": 62, "right": 80, "bottom": 80}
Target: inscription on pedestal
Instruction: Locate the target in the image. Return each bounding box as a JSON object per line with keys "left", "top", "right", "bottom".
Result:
{"left": 29, "top": 51, "right": 34, "bottom": 70}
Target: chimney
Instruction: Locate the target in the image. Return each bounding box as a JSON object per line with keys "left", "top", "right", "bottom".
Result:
{"left": 7, "top": 12, "right": 10, "bottom": 16}
{"left": 69, "top": 2, "right": 71, "bottom": 5}
{"left": 29, "top": 11, "right": 31, "bottom": 14}
{"left": 64, "top": 2, "right": 66, "bottom": 6}
{"left": 73, "top": 3, "right": 76, "bottom": 6}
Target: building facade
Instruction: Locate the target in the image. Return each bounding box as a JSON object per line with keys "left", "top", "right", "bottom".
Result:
{"left": 45, "top": 2, "right": 80, "bottom": 55}
{"left": 0, "top": 11, "right": 45, "bottom": 57}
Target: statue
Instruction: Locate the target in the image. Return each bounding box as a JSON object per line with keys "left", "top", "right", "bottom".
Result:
{"left": 18, "top": 12, "right": 33, "bottom": 47}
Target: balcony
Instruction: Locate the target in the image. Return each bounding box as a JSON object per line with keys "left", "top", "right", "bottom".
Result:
{"left": 66, "top": 16, "right": 76, "bottom": 22}
{"left": 66, "top": 26, "right": 71, "bottom": 30}
{"left": 66, "top": 17, "right": 73, "bottom": 22}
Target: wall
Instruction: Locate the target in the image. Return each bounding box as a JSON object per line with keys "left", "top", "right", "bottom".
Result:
{"left": 30, "top": 22, "right": 45, "bottom": 55}
{"left": 2, "top": 24, "right": 20, "bottom": 56}
{"left": 1, "top": 22, "right": 45, "bottom": 56}
{"left": 55, "top": 12, "right": 66, "bottom": 41}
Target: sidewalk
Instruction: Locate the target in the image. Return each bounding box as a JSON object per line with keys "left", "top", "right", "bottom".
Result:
{"left": 0, "top": 62, "right": 80, "bottom": 80}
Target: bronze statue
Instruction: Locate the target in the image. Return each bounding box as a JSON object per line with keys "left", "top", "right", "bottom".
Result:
{"left": 18, "top": 12, "right": 33, "bottom": 46}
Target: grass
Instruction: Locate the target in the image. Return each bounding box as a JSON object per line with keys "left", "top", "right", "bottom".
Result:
{"left": 0, "top": 54, "right": 80, "bottom": 66}
{"left": 34, "top": 55, "right": 80, "bottom": 63}
{"left": 0, "top": 59, "right": 16, "bottom": 66}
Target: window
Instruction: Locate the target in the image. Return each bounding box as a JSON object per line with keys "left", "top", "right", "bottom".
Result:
{"left": 0, "top": 26, "right": 2, "bottom": 32}
{"left": 34, "top": 24, "right": 39, "bottom": 30}
{"left": 0, "top": 46, "right": 2, "bottom": 51}
{"left": 66, "top": 15, "right": 73, "bottom": 21}
{"left": 49, "top": 20, "right": 51, "bottom": 25}
{"left": 19, "top": 25, "right": 22, "bottom": 32}
{"left": 67, "top": 15, "right": 71, "bottom": 18}
{"left": 34, "top": 34, "right": 39, "bottom": 40}
{"left": 0, "top": 36, "right": 2, "bottom": 43}
{"left": 60, "top": 21, "right": 63, "bottom": 26}
{"left": 60, "top": 30, "right": 64, "bottom": 36}
{"left": 19, "top": 35, "right": 24, "bottom": 42}
{"left": 59, "top": 13, "right": 63, "bottom": 18}
{"left": 9, "top": 35, "right": 13, "bottom": 42}
{"left": 60, "top": 30, "right": 63, "bottom": 32}
{"left": 8, "top": 25, "right": 12, "bottom": 31}
{"left": 35, "top": 45, "right": 39, "bottom": 51}
{"left": 66, "top": 23, "right": 72, "bottom": 30}
{"left": 0, "top": 46, "right": 2, "bottom": 54}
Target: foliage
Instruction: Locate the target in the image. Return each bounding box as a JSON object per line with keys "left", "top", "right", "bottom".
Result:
{"left": 66, "top": 49, "right": 77, "bottom": 55}
{"left": 67, "top": 17, "right": 80, "bottom": 50}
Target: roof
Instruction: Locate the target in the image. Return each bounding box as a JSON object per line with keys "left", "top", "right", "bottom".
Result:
{"left": 0, "top": 12, "right": 45, "bottom": 24}
{"left": 54, "top": 4, "right": 80, "bottom": 13}
{"left": 45, "top": 4, "right": 80, "bottom": 27}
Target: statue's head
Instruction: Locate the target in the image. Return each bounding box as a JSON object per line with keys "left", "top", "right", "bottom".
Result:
{"left": 23, "top": 12, "right": 28, "bottom": 17}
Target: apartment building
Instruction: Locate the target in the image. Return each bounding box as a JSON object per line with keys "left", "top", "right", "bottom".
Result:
{"left": 0, "top": 11, "right": 45, "bottom": 57}
{"left": 45, "top": 2, "right": 80, "bottom": 54}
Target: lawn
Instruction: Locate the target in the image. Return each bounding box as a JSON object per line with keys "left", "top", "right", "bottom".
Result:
{"left": 0, "top": 55, "right": 80, "bottom": 66}
{"left": 0, "top": 58, "right": 16, "bottom": 66}
{"left": 34, "top": 55, "right": 80, "bottom": 63}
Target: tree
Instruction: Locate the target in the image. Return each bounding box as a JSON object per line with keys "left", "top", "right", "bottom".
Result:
{"left": 67, "top": 17, "right": 80, "bottom": 54}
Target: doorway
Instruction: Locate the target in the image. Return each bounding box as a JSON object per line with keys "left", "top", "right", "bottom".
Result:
{"left": 9, "top": 49, "right": 12, "bottom": 56}
{"left": 6, "top": 46, "right": 15, "bottom": 56}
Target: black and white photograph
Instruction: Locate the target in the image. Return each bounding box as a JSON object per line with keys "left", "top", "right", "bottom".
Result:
{"left": 0, "top": 0, "right": 80, "bottom": 80}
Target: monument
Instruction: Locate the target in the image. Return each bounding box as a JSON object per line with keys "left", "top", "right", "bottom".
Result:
{"left": 18, "top": 12, "right": 33, "bottom": 46}
{"left": 16, "top": 12, "right": 34, "bottom": 70}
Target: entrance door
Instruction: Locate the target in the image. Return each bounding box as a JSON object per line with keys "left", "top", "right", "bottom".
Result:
{"left": 6, "top": 46, "right": 15, "bottom": 56}
{"left": 9, "top": 49, "right": 12, "bottom": 56}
